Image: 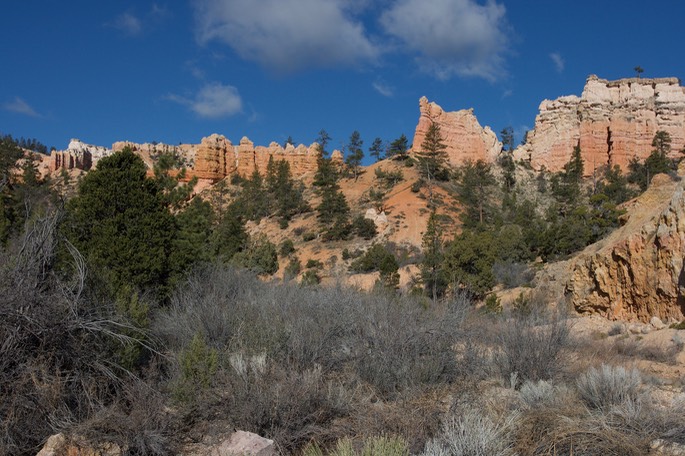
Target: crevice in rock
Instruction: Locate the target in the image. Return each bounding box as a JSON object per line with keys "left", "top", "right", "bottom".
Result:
{"left": 606, "top": 126, "right": 613, "bottom": 166}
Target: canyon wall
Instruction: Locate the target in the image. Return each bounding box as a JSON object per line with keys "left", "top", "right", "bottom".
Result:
{"left": 515, "top": 75, "right": 685, "bottom": 175}
{"left": 192, "top": 134, "right": 329, "bottom": 181}
{"left": 567, "top": 170, "right": 685, "bottom": 323}
{"left": 49, "top": 139, "right": 103, "bottom": 171}
{"left": 411, "top": 96, "right": 502, "bottom": 166}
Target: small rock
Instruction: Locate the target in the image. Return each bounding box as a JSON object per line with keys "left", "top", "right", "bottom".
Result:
{"left": 36, "top": 433, "right": 66, "bottom": 456}
{"left": 628, "top": 324, "right": 643, "bottom": 334}
{"left": 650, "top": 316, "right": 666, "bottom": 330}
{"left": 210, "top": 430, "right": 276, "bottom": 456}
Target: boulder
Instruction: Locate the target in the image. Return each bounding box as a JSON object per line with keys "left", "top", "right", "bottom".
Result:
{"left": 208, "top": 430, "right": 276, "bottom": 456}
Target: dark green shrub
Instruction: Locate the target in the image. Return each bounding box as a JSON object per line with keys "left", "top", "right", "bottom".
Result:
{"left": 303, "top": 232, "right": 316, "bottom": 242}
{"left": 306, "top": 259, "right": 323, "bottom": 269}
{"left": 300, "top": 269, "right": 321, "bottom": 286}
{"left": 351, "top": 214, "right": 377, "bottom": 239}
{"left": 279, "top": 238, "right": 296, "bottom": 256}
{"left": 233, "top": 234, "right": 279, "bottom": 275}
{"left": 284, "top": 257, "right": 301, "bottom": 279}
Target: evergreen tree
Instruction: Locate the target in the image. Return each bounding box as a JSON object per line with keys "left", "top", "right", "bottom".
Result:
{"left": 272, "top": 160, "right": 309, "bottom": 227}
{"left": 551, "top": 145, "right": 584, "bottom": 207}
{"left": 455, "top": 160, "right": 497, "bottom": 229}
{"left": 369, "top": 137, "right": 384, "bottom": 162}
{"left": 628, "top": 131, "right": 673, "bottom": 191}
{"left": 153, "top": 150, "right": 197, "bottom": 210}
{"left": 415, "top": 122, "right": 448, "bottom": 200}
{"left": 316, "top": 129, "right": 331, "bottom": 157}
{"left": 169, "top": 198, "right": 214, "bottom": 286}
{"left": 500, "top": 126, "right": 514, "bottom": 152}
{"left": 386, "top": 134, "right": 409, "bottom": 159}
{"left": 345, "top": 130, "right": 364, "bottom": 181}
{"left": 237, "top": 167, "right": 271, "bottom": 221}
{"left": 283, "top": 136, "right": 295, "bottom": 148}
{"left": 0, "top": 137, "right": 23, "bottom": 244}
{"left": 313, "top": 156, "right": 339, "bottom": 188}
{"left": 599, "top": 165, "right": 633, "bottom": 204}
{"left": 212, "top": 203, "right": 248, "bottom": 261}
{"left": 63, "top": 148, "right": 175, "bottom": 295}
{"left": 232, "top": 233, "right": 279, "bottom": 275}
{"left": 421, "top": 210, "right": 446, "bottom": 301}
{"left": 443, "top": 230, "right": 496, "bottom": 298}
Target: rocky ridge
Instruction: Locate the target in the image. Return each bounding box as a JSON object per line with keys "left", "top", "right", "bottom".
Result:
{"left": 567, "top": 170, "right": 685, "bottom": 323}
{"left": 49, "top": 139, "right": 103, "bottom": 171}
{"left": 515, "top": 75, "right": 685, "bottom": 175}
{"left": 411, "top": 96, "right": 501, "bottom": 166}
{"left": 192, "top": 134, "right": 337, "bottom": 181}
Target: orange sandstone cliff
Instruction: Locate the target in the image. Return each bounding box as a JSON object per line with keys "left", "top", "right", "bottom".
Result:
{"left": 515, "top": 75, "right": 685, "bottom": 175}
{"left": 567, "top": 170, "right": 685, "bottom": 323}
{"left": 411, "top": 96, "right": 501, "bottom": 166}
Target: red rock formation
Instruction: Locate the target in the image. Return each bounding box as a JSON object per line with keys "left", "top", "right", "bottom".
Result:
{"left": 411, "top": 96, "right": 501, "bottom": 166}
{"left": 516, "top": 75, "right": 685, "bottom": 175}
{"left": 193, "top": 134, "right": 323, "bottom": 182}
{"left": 567, "top": 171, "right": 685, "bottom": 323}
{"left": 50, "top": 148, "right": 92, "bottom": 171}
{"left": 193, "top": 134, "right": 233, "bottom": 180}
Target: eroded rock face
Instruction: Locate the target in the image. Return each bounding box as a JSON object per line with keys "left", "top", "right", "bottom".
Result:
{"left": 411, "top": 96, "right": 502, "bottom": 166}
{"left": 567, "top": 172, "right": 685, "bottom": 323}
{"left": 193, "top": 134, "right": 234, "bottom": 180}
{"left": 516, "top": 75, "right": 685, "bottom": 175}
{"left": 50, "top": 139, "right": 101, "bottom": 171}
{"left": 193, "top": 134, "right": 323, "bottom": 181}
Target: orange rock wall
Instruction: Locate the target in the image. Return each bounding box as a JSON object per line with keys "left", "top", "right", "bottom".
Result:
{"left": 568, "top": 172, "right": 685, "bottom": 323}
{"left": 193, "top": 134, "right": 324, "bottom": 181}
{"left": 411, "top": 96, "right": 502, "bottom": 166}
{"left": 50, "top": 150, "right": 92, "bottom": 171}
{"left": 516, "top": 75, "right": 685, "bottom": 176}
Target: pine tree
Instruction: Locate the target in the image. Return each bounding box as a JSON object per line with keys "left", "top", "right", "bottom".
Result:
{"left": 386, "top": 134, "right": 408, "bottom": 159}
{"left": 63, "top": 148, "right": 176, "bottom": 295}
{"left": 316, "top": 129, "right": 331, "bottom": 157}
{"left": 456, "top": 160, "right": 497, "bottom": 229}
{"left": 345, "top": 130, "right": 364, "bottom": 181}
{"left": 369, "top": 137, "right": 384, "bottom": 162}
{"left": 415, "top": 122, "right": 448, "bottom": 203}
{"left": 421, "top": 210, "right": 445, "bottom": 301}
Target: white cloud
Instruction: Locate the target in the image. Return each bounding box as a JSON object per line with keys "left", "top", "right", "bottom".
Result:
{"left": 2, "top": 97, "right": 40, "bottom": 117}
{"left": 550, "top": 52, "right": 564, "bottom": 73}
{"left": 112, "top": 12, "right": 142, "bottom": 36}
{"left": 192, "top": 0, "right": 380, "bottom": 74}
{"left": 372, "top": 79, "right": 394, "bottom": 97}
{"left": 167, "top": 82, "right": 243, "bottom": 118}
{"left": 379, "top": 0, "right": 509, "bottom": 81}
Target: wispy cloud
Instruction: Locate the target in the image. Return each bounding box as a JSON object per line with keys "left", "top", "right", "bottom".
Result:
{"left": 166, "top": 82, "right": 243, "bottom": 119}
{"left": 380, "top": 0, "right": 510, "bottom": 81}
{"left": 2, "top": 97, "right": 41, "bottom": 117}
{"left": 192, "top": 0, "right": 380, "bottom": 74}
{"left": 111, "top": 12, "right": 142, "bottom": 36}
{"left": 372, "top": 79, "right": 394, "bottom": 97}
{"left": 550, "top": 52, "right": 564, "bottom": 73}
{"left": 150, "top": 3, "right": 170, "bottom": 19}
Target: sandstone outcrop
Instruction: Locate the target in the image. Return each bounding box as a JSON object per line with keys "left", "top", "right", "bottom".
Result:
{"left": 193, "top": 134, "right": 325, "bottom": 181}
{"left": 567, "top": 170, "right": 685, "bottom": 323}
{"left": 516, "top": 75, "right": 685, "bottom": 175}
{"left": 49, "top": 139, "right": 101, "bottom": 171}
{"left": 112, "top": 140, "right": 196, "bottom": 167}
{"left": 411, "top": 96, "right": 501, "bottom": 166}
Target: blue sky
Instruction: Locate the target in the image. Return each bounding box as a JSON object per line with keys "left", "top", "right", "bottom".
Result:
{"left": 2, "top": 0, "right": 684, "bottom": 160}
